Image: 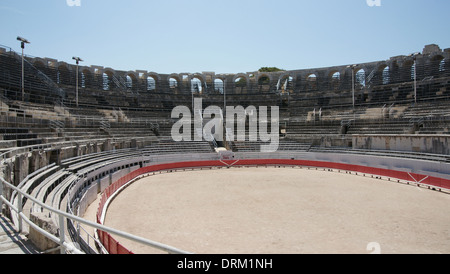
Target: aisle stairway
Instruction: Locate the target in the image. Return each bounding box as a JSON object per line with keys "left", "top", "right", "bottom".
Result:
{"left": 0, "top": 215, "right": 38, "bottom": 254}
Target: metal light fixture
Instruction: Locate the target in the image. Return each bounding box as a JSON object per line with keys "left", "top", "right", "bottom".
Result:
{"left": 72, "top": 57, "right": 83, "bottom": 107}
{"left": 409, "top": 52, "right": 420, "bottom": 104}
{"left": 347, "top": 64, "right": 357, "bottom": 109}
{"left": 17, "top": 36, "right": 30, "bottom": 101}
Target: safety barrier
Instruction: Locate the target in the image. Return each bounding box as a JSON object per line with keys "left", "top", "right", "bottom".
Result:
{"left": 96, "top": 158, "right": 450, "bottom": 254}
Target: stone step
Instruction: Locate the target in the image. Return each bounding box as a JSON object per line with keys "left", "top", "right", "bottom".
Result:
{"left": 0, "top": 215, "right": 39, "bottom": 254}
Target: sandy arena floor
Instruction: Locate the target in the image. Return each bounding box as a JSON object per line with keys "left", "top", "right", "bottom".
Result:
{"left": 98, "top": 166, "right": 450, "bottom": 254}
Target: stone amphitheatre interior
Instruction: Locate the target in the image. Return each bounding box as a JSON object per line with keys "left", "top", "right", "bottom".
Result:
{"left": 0, "top": 43, "right": 449, "bottom": 254}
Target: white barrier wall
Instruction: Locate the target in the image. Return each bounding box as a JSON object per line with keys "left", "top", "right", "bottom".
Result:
{"left": 236, "top": 151, "right": 450, "bottom": 180}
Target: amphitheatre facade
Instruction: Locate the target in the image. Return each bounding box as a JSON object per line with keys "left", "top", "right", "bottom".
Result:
{"left": 0, "top": 43, "right": 449, "bottom": 254}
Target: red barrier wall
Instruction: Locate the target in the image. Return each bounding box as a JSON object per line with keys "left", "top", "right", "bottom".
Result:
{"left": 96, "top": 159, "right": 450, "bottom": 254}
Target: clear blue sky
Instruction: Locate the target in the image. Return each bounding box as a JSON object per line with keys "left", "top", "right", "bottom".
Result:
{"left": 1, "top": 0, "right": 449, "bottom": 74}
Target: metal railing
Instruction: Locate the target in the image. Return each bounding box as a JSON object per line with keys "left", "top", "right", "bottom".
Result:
{"left": 0, "top": 175, "right": 192, "bottom": 254}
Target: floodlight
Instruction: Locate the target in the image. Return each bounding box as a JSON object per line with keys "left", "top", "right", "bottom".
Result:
{"left": 17, "top": 36, "right": 30, "bottom": 44}
{"left": 72, "top": 57, "right": 83, "bottom": 63}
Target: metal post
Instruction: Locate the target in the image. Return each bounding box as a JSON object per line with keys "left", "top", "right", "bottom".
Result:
{"left": 352, "top": 69, "right": 355, "bottom": 109}
{"left": 59, "top": 214, "right": 66, "bottom": 254}
{"left": 18, "top": 192, "right": 23, "bottom": 232}
{"left": 223, "top": 80, "right": 226, "bottom": 120}
{"left": 414, "top": 59, "right": 417, "bottom": 104}
{"left": 21, "top": 46, "right": 25, "bottom": 101}
{"left": 73, "top": 57, "right": 83, "bottom": 107}
{"left": 76, "top": 63, "right": 79, "bottom": 107}
{"left": 347, "top": 64, "right": 357, "bottom": 110}
{"left": 0, "top": 180, "right": 3, "bottom": 215}
{"left": 17, "top": 37, "right": 30, "bottom": 101}
{"left": 409, "top": 52, "right": 419, "bottom": 105}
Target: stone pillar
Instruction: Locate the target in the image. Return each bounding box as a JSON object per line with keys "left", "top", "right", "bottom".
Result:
{"left": 103, "top": 139, "right": 112, "bottom": 152}
{"left": 29, "top": 212, "right": 59, "bottom": 254}
{"left": 13, "top": 154, "right": 29, "bottom": 187}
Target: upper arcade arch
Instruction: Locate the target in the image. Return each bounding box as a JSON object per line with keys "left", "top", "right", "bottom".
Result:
{"left": 11, "top": 43, "right": 447, "bottom": 99}
{"left": 102, "top": 69, "right": 115, "bottom": 91}
{"left": 214, "top": 78, "right": 225, "bottom": 94}
{"left": 278, "top": 74, "right": 294, "bottom": 93}
{"left": 125, "top": 72, "right": 138, "bottom": 90}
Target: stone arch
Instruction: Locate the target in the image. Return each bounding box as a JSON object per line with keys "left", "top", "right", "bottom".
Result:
{"left": 103, "top": 69, "right": 115, "bottom": 91}
{"left": 355, "top": 68, "right": 366, "bottom": 87}
{"left": 257, "top": 73, "right": 271, "bottom": 86}
{"left": 439, "top": 58, "right": 446, "bottom": 72}
{"left": 191, "top": 76, "right": 204, "bottom": 94}
{"left": 57, "top": 63, "right": 70, "bottom": 85}
{"left": 233, "top": 73, "right": 249, "bottom": 84}
{"left": 233, "top": 74, "right": 249, "bottom": 94}
{"left": 388, "top": 60, "right": 400, "bottom": 83}
{"left": 306, "top": 73, "right": 318, "bottom": 90}
{"left": 168, "top": 74, "right": 181, "bottom": 94}
{"left": 376, "top": 63, "right": 390, "bottom": 85}
{"left": 81, "top": 68, "right": 92, "bottom": 88}
{"left": 33, "top": 58, "right": 46, "bottom": 68}
{"left": 329, "top": 70, "right": 341, "bottom": 80}
{"left": 278, "top": 74, "right": 294, "bottom": 93}
{"left": 126, "top": 72, "right": 138, "bottom": 90}
{"left": 147, "top": 75, "right": 156, "bottom": 91}
{"left": 431, "top": 55, "right": 445, "bottom": 75}
{"left": 146, "top": 72, "right": 160, "bottom": 92}
{"left": 402, "top": 59, "right": 415, "bottom": 81}
{"left": 329, "top": 70, "right": 341, "bottom": 90}
{"left": 214, "top": 77, "right": 225, "bottom": 94}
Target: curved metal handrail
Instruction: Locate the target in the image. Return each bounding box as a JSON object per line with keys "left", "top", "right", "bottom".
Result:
{"left": 0, "top": 176, "right": 191, "bottom": 254}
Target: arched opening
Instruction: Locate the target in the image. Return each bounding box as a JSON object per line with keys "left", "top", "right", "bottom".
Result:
{"left": 81, "top": 71, "right": 86, "bottom": 88}
{"left": 33, "top": 60, "right": 46, "bottom": 67}
{"left": 330, "top": 71, "right": 340, "bottom": 90}
{"left": 429, "top": 55, "right": 444, "bottom": 77}
{"left": 214, "top": 78, "right": 224, "bottom": 94}
{"left": 147, "top": 76, "right": 156, "bottom": 91}
{"left": 440, "top": 59, "right": 446, "bottom": 72}
{"left": 331, "top": 71, "right": 340, "bottom": 81}
{"left": 382, "top": 66, "right": 390, "bottom": 85}
{"left": 57, "top": 65, "right": 69, "bottom": 85}
{"left": 356, "top": 69, "right": 366, "bottom": 87}
{"left": 411, "top": 63, "right": 416, "bottom": 81}
{"left": 191, "top": 77, "right": 203, "bottom": 94}
{"left": 169, "top": 77, "right": 178, "bottom": 88}
{"left": 103, "top": 72, "right": 113, "bottom": 91}
{"left": 126, "top": 73, "right": 138, "bottom": 91}
{"left": 258, "top": 74, "right": 271, "bottom": 92}
{"left": 235, "top": 77, "right": 247, "bottom": 87}
{"left": 234, "top": 76, "right": 247, "bottom": 94}
{"left": 258, "top": 75, "right": 270, "bottom": 85}
{"left": 81, "top": 69, "right": 91, "bottom": 89}
{"left": 279, "top": 75, "right": 293, "bottom": 93}
{"left": 126, "top": 75, "right": 133, "bottom": 89}
{"left": 306, "top": 74, "right": 317, "bottom": 90}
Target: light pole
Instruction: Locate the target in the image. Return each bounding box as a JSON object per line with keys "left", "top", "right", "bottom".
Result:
{"left": 347, "top": 64, "right": 357, "bottom": 109}
{"left": 17, "top": 36, "right": 30, "bottom": 101}
{"left": 223, "top": 80, "right": 226, "bottom": 121}
{"left": 72, "top": 57, "right": 83, "bottom": 107}
{"left": 409, "top": 52, "right": 420, "bottom": 104}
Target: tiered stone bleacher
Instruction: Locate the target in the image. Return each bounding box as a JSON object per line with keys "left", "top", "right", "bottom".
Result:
{"left": 0, "top": 43, "right": 449, "bottom": 253}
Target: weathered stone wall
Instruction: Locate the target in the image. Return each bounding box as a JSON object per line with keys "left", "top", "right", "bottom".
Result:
{"left": 24, "top": 44, "right": 450, "bottom": 96}
{"left": 352, "top": 134, "right": 450, "bottom": 155}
